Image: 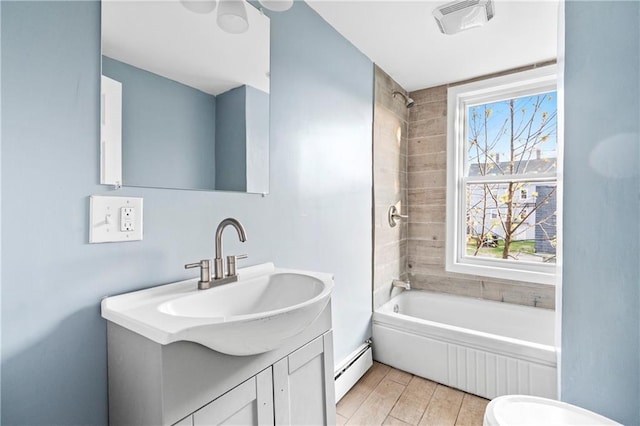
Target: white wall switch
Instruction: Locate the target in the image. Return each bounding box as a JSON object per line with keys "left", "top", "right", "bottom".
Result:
{"left": 90, "top": 195, "right": 143, "bottom": 243}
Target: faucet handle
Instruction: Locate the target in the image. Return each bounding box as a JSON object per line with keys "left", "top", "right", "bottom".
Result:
{"left": 185, "top": 259, "right": 213, "bottom": 289}
{"left": 226, "top": 254, "right": 248, "bottom": 277}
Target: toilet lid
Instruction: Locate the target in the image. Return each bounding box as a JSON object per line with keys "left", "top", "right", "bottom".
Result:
{"left": 484, "top": 395, "right": 621, "bottom": 426}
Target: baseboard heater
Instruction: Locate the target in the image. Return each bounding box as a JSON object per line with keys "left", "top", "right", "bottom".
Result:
{"left": 334, "top": 340, "right": 373, "bottom": 402}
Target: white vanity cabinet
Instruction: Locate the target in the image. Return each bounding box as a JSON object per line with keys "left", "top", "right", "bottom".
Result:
{"left": 173, "top": 332, "right": 335, "bottom": 426}
{"left": 106, "top": 302, "right": 335, "bottom": 426}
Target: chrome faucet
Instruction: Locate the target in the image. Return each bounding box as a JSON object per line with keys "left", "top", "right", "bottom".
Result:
{"left": 392, "top": 279, "right": 411, "bottom": 290}
{"left": 213, "top": 218, "right": 248, "bottom": 283}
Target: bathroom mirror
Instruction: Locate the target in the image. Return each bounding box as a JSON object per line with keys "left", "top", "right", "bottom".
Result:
{"left": 100, "top": 0, "right": 270, "bottom": 193}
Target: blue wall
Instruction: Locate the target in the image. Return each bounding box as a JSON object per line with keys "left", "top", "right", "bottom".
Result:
{"left": 215, "top": 86, "right": 247, "bottom": 192}
{"left": 215, "top": 84, "right": 270, "bottom": 193}
{"left": 102, "top": 56, "right": 217, "bottom": 191}
{"left": 562, "top": 1, "right": 639, "bottom": 424}
{"left": 1, "top": 1, "right": 373, "bottom": 424}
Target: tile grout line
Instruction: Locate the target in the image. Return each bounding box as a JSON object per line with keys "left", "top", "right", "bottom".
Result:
{"left": 385, "top": 378, "right": 408, "bottom": 424}
{"left": 381, "top": 365, "right": 404, "bottom": 424}
{"left": 415, "top": 383, "right": 437, "bottom": 426}
{"left": 452, "top": 391, "right": 466, "bottom": 426}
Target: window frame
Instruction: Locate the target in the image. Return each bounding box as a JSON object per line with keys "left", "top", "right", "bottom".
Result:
{"left": 446, "top": 65, "right": 558, "bottom": 285}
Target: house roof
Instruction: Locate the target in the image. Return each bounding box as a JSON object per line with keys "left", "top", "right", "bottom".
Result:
{"left": 468, "top": 157, "right": 557, "bottom": 177}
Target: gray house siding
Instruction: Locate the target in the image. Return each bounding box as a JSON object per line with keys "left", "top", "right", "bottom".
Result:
{"left": 534, "top": 185, "right": 557, "bottom": 254}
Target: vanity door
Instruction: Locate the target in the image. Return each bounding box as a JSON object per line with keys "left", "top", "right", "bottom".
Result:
{"left": 192, "top": 368, "right": 274, "bottom": 426}
{"left": 273, "top": 332, "right": 336, "bottom": 425}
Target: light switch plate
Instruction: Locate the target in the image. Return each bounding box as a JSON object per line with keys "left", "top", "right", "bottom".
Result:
{"left": 90, "top": 195, "right": 143, "bottom": 243}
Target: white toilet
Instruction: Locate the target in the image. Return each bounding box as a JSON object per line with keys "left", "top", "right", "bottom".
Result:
{"left": 484, "top": 395, "right": 622, "bottom": 426}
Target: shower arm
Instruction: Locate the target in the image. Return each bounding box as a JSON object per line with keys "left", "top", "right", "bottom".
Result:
{"left": 392, "top": 91, "right": 415, "bottom": 108}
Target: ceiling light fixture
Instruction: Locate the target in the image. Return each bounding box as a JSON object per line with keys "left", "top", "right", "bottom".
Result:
{"left": 433, "top": 0, "right": 494, "bottom": 35}
{"left": 217, "top": 0, "right": 249, "bottom": 34}
{"left": 180, "top": 0, "right": 217, "bottom": 14}
{"left": 258, "top": 0, "right": 293, "bottom": 12}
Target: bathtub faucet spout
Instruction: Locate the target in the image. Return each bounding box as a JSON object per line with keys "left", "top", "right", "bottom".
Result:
{"left": 392, "top": 279, "right": 411, "bottom": 291}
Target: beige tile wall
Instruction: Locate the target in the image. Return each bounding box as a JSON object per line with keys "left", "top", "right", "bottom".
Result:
{"left": 373, "top": 66, "right": 409, "bottom": 308}
{"left": 406, "top": 64, "right": 556, "bottom": 309}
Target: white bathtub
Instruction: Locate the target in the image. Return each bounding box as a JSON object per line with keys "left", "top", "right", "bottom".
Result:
{"left": 372, "top": 290, "right": 557, "bottom": 400}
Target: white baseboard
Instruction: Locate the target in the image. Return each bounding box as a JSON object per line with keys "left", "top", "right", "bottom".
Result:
{"left": 334, "top": 345, "right": 373, "bottom": 402}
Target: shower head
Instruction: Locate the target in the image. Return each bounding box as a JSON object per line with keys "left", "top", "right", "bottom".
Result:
{"left": 392, "top": 91, "right": 415, "bottom": 108}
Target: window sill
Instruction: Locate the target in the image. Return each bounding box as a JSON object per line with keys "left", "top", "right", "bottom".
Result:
{"left": 446, "top": 258, "right": 556, "bottom": 285}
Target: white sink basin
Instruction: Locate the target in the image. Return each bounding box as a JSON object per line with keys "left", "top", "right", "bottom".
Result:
{"left": 101, "top": 263, "right": 334, "bottom": 356}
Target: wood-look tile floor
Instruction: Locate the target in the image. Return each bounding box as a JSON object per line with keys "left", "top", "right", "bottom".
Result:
{"left": 336, "top": 362, "right": 489, "bottom": 426}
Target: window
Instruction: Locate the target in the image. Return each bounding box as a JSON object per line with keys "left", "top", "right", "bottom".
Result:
{"left": 446, "top": 66, "right": 558, "bottom": 285}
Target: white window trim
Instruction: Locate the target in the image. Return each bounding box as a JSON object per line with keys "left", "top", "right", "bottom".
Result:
{"left": 446, "top": 65, "right": 558, "bottom": 285}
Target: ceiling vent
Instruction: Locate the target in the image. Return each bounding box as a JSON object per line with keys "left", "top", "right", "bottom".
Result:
{"left": 433, "top": 0, "right": 494, "bottom": 35}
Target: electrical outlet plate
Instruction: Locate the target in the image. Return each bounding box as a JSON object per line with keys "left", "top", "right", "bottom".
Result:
{"left": 90, "top": 195, "right": 143, "bottom": 243}
{"left": 120, "top": 207, "right": 135, "bottom": 232}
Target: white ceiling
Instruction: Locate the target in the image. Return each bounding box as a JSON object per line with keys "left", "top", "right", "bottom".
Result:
{"left": 306, "top": 0, "right": 559, "bottom": 92}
